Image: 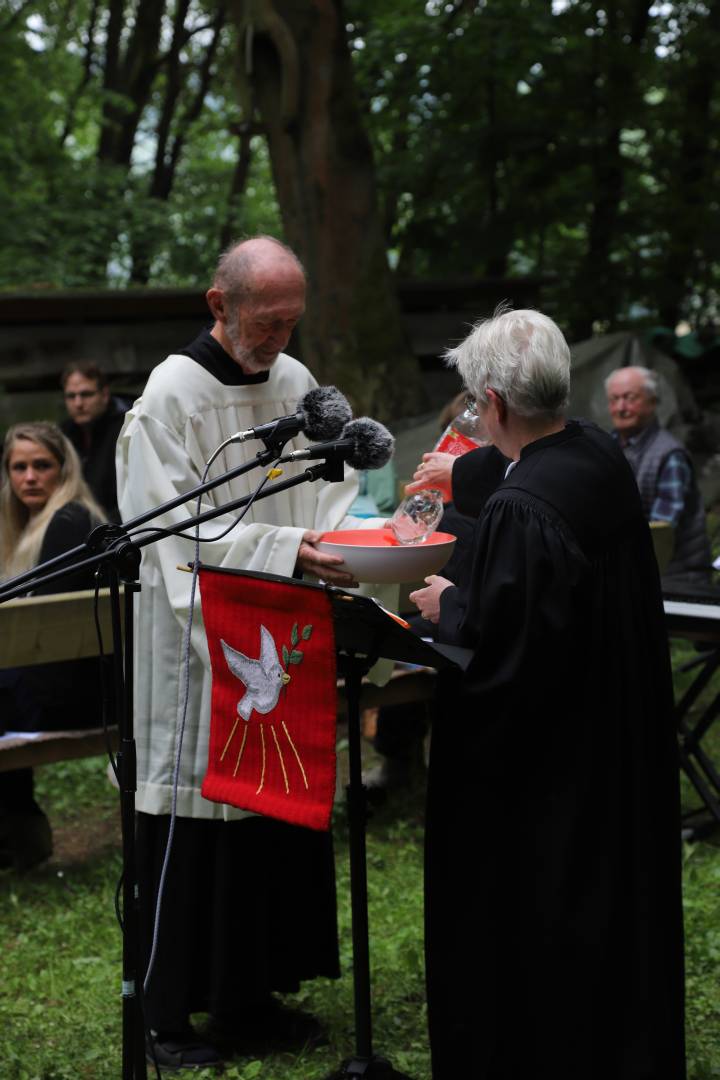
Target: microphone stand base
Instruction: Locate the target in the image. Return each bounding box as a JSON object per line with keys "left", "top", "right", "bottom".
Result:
{"left": 324, "top": 1055, "right": 416, "bottom": 1080}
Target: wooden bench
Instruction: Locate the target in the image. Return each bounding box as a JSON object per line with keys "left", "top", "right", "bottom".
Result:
{"left": 0, "top": 588, "right": 120, "bottom": 772}
{"left": 0, "top": 587, "right": 437, "bottom": 772}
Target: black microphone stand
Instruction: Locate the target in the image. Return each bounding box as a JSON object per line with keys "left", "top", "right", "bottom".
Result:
{"left": 0, "top": 439, "right": 347, "bottom": 1080}
{"left": 0, "top": 441, "right": 286, "bottom": 602}
{"left": 1, "top": 441, "right": 449, "bottom": 1080}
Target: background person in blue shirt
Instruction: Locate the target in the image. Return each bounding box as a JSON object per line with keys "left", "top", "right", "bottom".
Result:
{"left": 606, "top": 364, "right": 712, "bottom": 579}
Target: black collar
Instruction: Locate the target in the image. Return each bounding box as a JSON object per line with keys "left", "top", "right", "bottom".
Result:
{"left": 178, "top": 327, "right": 271, "bottom": 386}
{"left": 517, "top": 420, "right": 582, "bottom": 463}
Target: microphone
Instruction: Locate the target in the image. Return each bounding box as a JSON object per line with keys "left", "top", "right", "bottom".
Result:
{"left": 279, "top": 417, "right": 395, "bottom": 471}
{"left": 228, "top": 385, "right": 352, "bottom": 445}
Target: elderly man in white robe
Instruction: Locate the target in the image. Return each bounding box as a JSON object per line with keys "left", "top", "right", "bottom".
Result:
{"left": 117, "top": 236, "right": 379, "bottom": 1069}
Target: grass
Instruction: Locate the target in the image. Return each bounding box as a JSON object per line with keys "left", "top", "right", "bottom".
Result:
{"left": 0, "top": 755, "right": 430, "bottom": 1080}
{"left": 2, "top": 661, "right": 720, "bottom": 1080}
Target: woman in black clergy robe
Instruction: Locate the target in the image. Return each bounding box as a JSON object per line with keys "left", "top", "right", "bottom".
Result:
{"left": 411, "top": 310, "right": 685, "bottom": 1080}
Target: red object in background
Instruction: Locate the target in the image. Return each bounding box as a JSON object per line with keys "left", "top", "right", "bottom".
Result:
{"left": 199, "top": 566, "right": 337, "bottom": 831}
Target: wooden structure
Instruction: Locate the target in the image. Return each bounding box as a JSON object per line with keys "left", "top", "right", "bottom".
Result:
{"left": 0, "top": 588, "right": 120, "bottom": 772}
{"left": 0, "top": 278, "right": 549, "bottom": 393}
{"left": 0, "top": 587, "right": 436, "bottom": 773}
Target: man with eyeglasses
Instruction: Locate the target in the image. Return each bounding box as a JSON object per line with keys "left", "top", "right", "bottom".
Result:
{"left": 60, "top": 362, "right": 129, "bottom": 521}
{"left": 605, "top": 364, "right": 711, "bottom": 579}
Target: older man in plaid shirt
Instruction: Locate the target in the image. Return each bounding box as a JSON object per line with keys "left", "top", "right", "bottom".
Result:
{"left": 606, "top": 365, "right": 712, "bottom": 579}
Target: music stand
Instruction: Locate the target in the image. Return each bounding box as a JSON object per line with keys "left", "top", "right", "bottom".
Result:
{"left": 663, "top": 574, "right": 720, "bottom": 838}
{"left": 323, "top": 588, "right": 472, "bottom": 1080}
{"left": 195, "top": 567, "right": 471, "bottom": 1079}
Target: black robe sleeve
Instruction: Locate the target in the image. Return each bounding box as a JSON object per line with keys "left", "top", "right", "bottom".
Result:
{"left": 438, "top": 493, "right": 584, "bottom": 693}
{"left": 451, "top": 445, "right": 507, "bottom": 517}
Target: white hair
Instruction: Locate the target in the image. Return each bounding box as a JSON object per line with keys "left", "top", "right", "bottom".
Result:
{"left": 604, "top": 365, "right": 659, "bottom": 401}
{"left": 445, "top": 308, "right": 571, "bottom": 419}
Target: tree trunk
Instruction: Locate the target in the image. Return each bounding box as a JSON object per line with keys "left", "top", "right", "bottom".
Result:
{"left": 234, "top": 0, "right": 425, "bottom": 422}
{"left": 220, "top": 126, "right": 256, "bottom": 250}
{"left": 656, "top": 3, "right": 720, "bottom": 330}
{"left": 129, "top": 2, "right": 227, "bottom": 284}
{"left": 568, "top": 0, "right": 652, "bottom": 340}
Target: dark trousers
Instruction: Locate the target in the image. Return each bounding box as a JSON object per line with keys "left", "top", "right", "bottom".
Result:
{"left": 136, "top": 812, "right": 340, "bottom": 1031}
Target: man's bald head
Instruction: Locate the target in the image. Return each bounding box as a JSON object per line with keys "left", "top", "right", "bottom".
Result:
{"left": 213, "top": 236, "right": 305, "bottom": 303}
{"left": 207, "top": 236, "right": 306, "bottom": 374}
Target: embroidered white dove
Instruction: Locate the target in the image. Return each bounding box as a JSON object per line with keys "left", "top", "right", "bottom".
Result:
{"left": 221, "top": 626, "right": 291, "bottom": 721}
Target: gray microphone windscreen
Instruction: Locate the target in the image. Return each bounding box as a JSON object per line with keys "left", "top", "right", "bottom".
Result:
{"left": 300, "top": 386, "right": 353, "bottom": 442}
{"left": 343, "top": 417, "right": 395, "bottom": 471}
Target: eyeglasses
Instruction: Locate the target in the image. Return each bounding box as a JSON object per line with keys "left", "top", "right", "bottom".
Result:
{"left": 64, "top": 390, "right": 99, "bottom": 400}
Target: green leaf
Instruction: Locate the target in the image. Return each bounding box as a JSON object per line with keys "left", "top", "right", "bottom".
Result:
{"left": 302, "top": 624, "right": 313, "bottom": 640}
{"left": 291, "top": 623, "right": 299, "bottom": 646}
{"left": 282, "top": 644, "right": 289, "bottom": 666}
{"left": 241, "top": 1061, "right": 263, "bottom": 1079}
{"left": 289, "top": 650, "right": 303, "bottom": 664}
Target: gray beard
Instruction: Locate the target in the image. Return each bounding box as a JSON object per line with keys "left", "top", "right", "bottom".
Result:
{"left": 225, "top": 323, "right": 278, "bottom": 375}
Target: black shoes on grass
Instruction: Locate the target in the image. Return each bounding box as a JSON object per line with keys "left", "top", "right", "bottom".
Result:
{"left": 147, "top": 998, "right": 327, "bottom": 1070}
{"left": 208, "top": 996, "right": 328, "bottom": 1054}
{"left": 146, "top": 1028, "right": 223, "bottom": 1071}
{"left": 0, "top": 810, "right": 53, "bottom": 872}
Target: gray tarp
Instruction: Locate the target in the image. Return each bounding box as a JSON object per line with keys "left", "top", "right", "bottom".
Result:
{"left": 567, "top": 331, "right": 697, "bottom": 440}
{"left": 391, "top": 331, "right": 701, "bottom": 493}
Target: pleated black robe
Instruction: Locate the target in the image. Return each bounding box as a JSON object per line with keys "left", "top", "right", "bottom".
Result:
{"left": 426, "top": 421, "right": 686, "bottom": 1080}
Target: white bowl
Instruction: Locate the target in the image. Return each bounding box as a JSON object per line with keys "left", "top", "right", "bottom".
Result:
{"left": 316, "top": 529, "right": 457, "bottom": 584}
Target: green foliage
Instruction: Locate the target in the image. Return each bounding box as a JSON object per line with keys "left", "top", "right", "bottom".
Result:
{"left": 1, "top": 1, "right": 720, "bottom": 352}
{"left": 345, "top": 0, "right": 720, "bottom": 333}
{"left": 0, "top": 1, "right": 281, "bottom": 290}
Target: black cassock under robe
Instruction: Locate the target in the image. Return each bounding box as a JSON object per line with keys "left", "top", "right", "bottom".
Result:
{"left": 426, "top": 421, "right": 685, "bottom": 1080}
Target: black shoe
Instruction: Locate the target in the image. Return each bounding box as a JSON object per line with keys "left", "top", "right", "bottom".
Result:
{"left": 208, "top": 996, "right": 327, "bottom": 1053}
{"left": 146, "top": 1028, "right": 224, "bottom": 1071}
{"left": 0, "top": 811, "right": 53, "bottom": 872}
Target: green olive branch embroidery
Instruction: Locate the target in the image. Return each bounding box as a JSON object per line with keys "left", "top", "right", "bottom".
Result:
{"left": 281, "top": 623, "right": 313, "bottom": 694}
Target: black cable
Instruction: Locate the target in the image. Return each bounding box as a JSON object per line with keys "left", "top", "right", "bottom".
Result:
{"left": 125, "top": 465, "right": 281, "bottom": 545}
{"left": 142, "top": 454, "right": 281, "bottom": 996}
{"left": 115, "top": 869, "right": 124, "bottom": 933}
{"left": 93, "top": 570, "right": 119, "bottom": 782}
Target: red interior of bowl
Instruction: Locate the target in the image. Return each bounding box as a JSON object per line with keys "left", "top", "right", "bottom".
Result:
{"left": 319, "top": 529, "right": 456, "bottom": 548}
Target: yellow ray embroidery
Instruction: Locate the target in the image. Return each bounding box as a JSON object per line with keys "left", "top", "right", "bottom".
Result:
{"left": 221, "top": 717, "right": 239, "bottom": 762}
{"left": 271, "top": 724, "right": 290, "bottom": 794}
{"left": 232, "top": 721, "right": 249, "bottom": 778}
{"left": 282, "top": 720, "right": 309, "bottom": 790}
{"left": 256, "top": 724, "right": 267, "bottom": 794}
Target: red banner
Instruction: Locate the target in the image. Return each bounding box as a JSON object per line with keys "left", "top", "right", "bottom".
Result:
{"left": 199, "top": 567, "right": 337, "bottom": 830}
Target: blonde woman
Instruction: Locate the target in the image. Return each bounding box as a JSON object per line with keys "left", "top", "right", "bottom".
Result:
{"left": 0, "top": 421, "right": 105, "bottom": 582}
{"left": 0, "top": 422, "right": 106, "bottom": 871}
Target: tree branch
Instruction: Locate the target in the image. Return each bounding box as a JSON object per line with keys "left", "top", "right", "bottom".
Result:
{"left": 59, "top": 0, "right": 101, "bottom": 148}
{"left": 161, "top": 4, "right": 227, "bottom": 195}
{"left": 1, "top": 0, "right": 35, "bottom": 34}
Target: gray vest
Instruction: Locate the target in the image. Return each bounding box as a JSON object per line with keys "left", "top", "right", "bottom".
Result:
{"left": 621, "top": 420, "right": 711, "bottom": 577}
